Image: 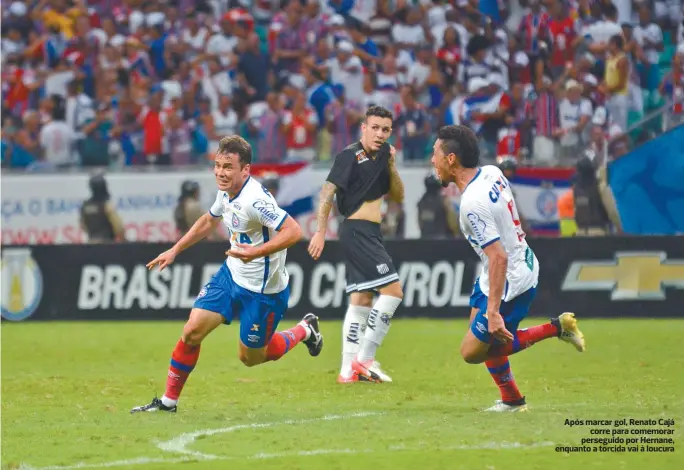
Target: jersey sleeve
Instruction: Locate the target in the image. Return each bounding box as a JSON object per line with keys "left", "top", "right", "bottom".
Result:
{"left": 326, "top": 151, "right": 353, "bottom": 191}
{"left": 208, "top": 191, "right": 224, "bottom": 218}
{"left": 462, "top": 198, "right": 500, "bottom": 249}
{"left": 248, "top": 196, "right": 289, "bottom": 231}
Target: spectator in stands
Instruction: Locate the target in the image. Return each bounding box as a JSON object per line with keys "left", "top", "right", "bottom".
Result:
{"left": 601, "top": 34, "right": 630, "bottom": 132}
{"left": 39, "top": 95, "right": 75, "bottom": 168}
{"left": 396, "top": 85, "right": 431, "bottom": 161}
{"left": 138, "top": 90, "right": 168, "bottom": 165}
{"left": 2, "top": 0, "right": 678, "bottom": 173}
{"left": 634, "top": 5, "right": 664, "bottom": 94}
{"left": 556, "top": 79, "right": 593, "bottom": 162}
{"left": 436, "top": 26, "right": 462, "bottom": 89}
{"left": 326, "top": 40, "right": 365, "bottom": 107}
{"left": 325, "top": 84, "right": 363, "bottom": 157}
{"left": 166, "top": 108, "right": 193, "bottom": 165}
{"left": 205, "top": 94, "right": 239, "bottom": 157}
{"left": 249, "top": 91, "right": 287, "bottom": 163}
{"left": 13, "top": 111, "right": 42, "bottom": 168}
{"left": 273, "top": 0, "right": 308, "bottom": 78}
{"left": 547, "top": 0, "right": 579, "bottom": 80}
{"left": 79, "top": 103, "right": 115, "bottom": 167}
{"left": 517, "top": 0, "right": 550, "bottom": 58}
{"left": 282, "top": 91, "right": 318, "bottom": 161}
{"left": 659, "top": 43, "right": 684, "bottom": 127}
{"left": 236, "top": 32, "right": 271, "bottom": 104}
{"left": 530, "top": 75, "right": 560, "bottom": 165}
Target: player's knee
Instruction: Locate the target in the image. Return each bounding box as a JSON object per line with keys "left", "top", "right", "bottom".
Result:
{"left": 460, "top": 345, "right": 484, "bottom": 364}
{"left": 351, "top": 292, "right": 373, "bottom": 308}
{"left": 181, "top": 323, "right": 205, "bottom": 345}
{"left": 238, "top": 351, "right": 266, "bottom": 367}
{"left": 380, "top": 282, "right": 403, "bottom": 300}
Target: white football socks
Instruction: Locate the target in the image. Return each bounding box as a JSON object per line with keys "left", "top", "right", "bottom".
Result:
{"left": 161, "top": 396, "right": 178, "bottom": 407}
{"left": 340, "top": 304, "right": 372, "bottom": 378}
{"left": 357, "top": 295, "right": 402, "bottom": 363}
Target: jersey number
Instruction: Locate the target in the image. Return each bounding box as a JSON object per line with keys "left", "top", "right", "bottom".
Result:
{"left": 507, "top": 200, "right": 526, "bottom": 242}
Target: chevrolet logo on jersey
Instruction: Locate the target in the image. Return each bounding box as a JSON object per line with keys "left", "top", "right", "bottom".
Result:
{"left": 562, "top": 252, "right": 684, "bottom": 300}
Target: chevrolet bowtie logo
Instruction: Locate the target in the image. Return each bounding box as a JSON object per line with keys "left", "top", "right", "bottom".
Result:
{"left": 562, "top": 252, "right": 684, "bottom": 300}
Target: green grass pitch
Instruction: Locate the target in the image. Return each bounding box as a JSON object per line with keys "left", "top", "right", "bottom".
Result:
{"left": 2, "top": 318, "right": 683, "bottom": 470}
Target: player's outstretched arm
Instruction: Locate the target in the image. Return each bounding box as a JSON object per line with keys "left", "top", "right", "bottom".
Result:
{"left": 147, "top": 213, "right": 221, "bottom": 271}
{"left": 308, "top": 182, "right": 337, "bottom": 260}
{"left": 387, "top": 145, "right": 404, "bottom": 203}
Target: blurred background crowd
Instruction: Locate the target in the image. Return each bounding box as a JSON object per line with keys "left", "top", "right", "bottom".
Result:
{"left": 2, "top": 0, "right": 683, "bottom": 172}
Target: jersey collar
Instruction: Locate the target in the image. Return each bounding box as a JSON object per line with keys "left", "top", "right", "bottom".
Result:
{"left": 229, "top": 176, "right": 251, "bottom": 202}
{"left": 463, "top": 168, "right": 482, "bottom": 193}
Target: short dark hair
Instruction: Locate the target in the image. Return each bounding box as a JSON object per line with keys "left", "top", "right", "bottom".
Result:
{"left": 609, "top": 34, "right": 624, "bottom": 50}
{"left": 365, "top": 105, "right": 393, "bottom": 123}
{"left": 437, "top": 125, "right": 480, "bottom": 169}
{"left": 217, "top": 135, "right": 252, "bottom": 166}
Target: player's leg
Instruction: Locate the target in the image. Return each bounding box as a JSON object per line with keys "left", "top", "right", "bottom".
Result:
{"left": 338, "top": 291, "right": 373, "bottom": 383}
{"left": 462, "top": 287, "right": 585, "bottom": 412}
{"left": 460, "top": 280, "right": 496, "bottom": 364}
{"left": 353, "top": 280, "right": 403, "bottom": 383}
{"left": 486, "top": 313, "right": 586, "bottom": 360}
{"left": 237, "top": 287, "right": 323, "bottom": 367}
{"left": 131, "top": 266, "right": 233, "bottom": 413}
{"left": 161, "top": 308, "right": 224, "bottom": 404}
{"left": 461, "top": 287, "right": 584, "bottom": 363}
{"left": 338, "top": 219, "right": 401, "bottom": 383}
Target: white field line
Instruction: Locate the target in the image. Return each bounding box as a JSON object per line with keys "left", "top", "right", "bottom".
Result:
{"left": 155, "top": 411, "right": 380, "bottom": 459}
{"left": 18, "top": 412, "right": 555, "bottom": 470}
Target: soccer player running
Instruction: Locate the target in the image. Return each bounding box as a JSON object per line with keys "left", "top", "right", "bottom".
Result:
{"left": 430, "top": 125, "right": 586, "bottom": 412}
{"left": 308, "top": 106, "right": 404, "bottom": 384}
{"left": 132, "top": 136, "right": 323, "bottom": 413}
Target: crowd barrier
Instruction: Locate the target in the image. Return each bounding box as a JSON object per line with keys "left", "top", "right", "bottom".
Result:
{"left": 1, "top": 165, "right": 573, "bottom": 244}
{"left": 1, "top": 237, "right": 683, "bottom": 322}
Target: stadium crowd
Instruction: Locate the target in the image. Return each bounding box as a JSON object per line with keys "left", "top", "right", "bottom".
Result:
{"left": 2, "top": 0, "right": 683, "bottom": 171}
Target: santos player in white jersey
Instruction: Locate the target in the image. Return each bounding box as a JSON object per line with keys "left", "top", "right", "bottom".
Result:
{"left": 132, "top": 136, "right": 323, "bottom": 413}
{"left": 431, "top": 125, "right": 585, "bottom": 412}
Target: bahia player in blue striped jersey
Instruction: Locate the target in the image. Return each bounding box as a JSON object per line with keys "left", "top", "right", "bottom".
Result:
{"left": 430, "top": 125, "right": 586, "bottom": 412}
{"left": 132, "top": 136, "right": 323, "bottom": 413}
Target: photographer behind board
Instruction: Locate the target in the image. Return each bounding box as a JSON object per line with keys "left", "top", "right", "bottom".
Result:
{"left": 573, "top": 150, "right": 622, "bottom": 236}
{"left": 417, "top": 173, "right": 460, "bottom": 239}
{"left": 174, "top": 180, "right": 206, "bottom": 239}
{"left": 80, "top": 173, "right": 125, "bottom": 243}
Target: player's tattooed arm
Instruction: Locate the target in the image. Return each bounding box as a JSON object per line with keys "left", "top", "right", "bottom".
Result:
{"left": 387, "top": 153, "right": 405, "bottom": 203}
{"left": 316, "top": 182, "right": 337, "bottom": 234}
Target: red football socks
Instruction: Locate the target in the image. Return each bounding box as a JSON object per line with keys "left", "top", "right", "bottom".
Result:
{"left": 485, "top": 356, "right": 523, "bottom": 403}
{"left": 165, "top": 339, "right": 201, "bottom": 401}
{"left": 266, "top": 325, "right": 307, "bottom": 361}
{"left": 487, "top": 322, "right": 559, "bottom": 359}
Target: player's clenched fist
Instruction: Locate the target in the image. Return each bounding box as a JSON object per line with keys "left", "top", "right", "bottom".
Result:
{"left": 146, "top": 249, "right": 177, "bottom": 271}
{"left": 388, "top": 144, "right": 397, "bottom": 166}
{"left": 308, "top": 232, "right": 325, "bottom": 260}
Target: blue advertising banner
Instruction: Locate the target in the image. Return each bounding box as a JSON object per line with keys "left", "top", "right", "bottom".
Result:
{"left": 609, "top": 125, "right": 684, "bottom": 235}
